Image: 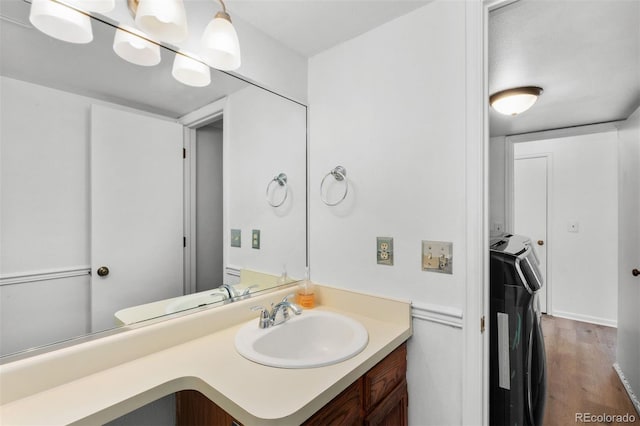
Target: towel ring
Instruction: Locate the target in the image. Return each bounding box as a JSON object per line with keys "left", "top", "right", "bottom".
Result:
{"left": 266, "top": 173, "right": 288, "bottom": 207}
{"left": 320, "top": 166, "right": 348, "bottom": 206}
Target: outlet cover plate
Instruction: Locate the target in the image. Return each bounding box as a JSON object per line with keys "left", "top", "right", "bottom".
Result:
{"left": 231, "top": 229, "right": 241, "bottom": 248}
{"left": 252, "top": 229, "right": 260, "bottom": 249}
{"left": 422, "top": 240, "right": 453, "bottom": 274}
{"left": 377, "top": 237, "right": 394, "bottom": 266}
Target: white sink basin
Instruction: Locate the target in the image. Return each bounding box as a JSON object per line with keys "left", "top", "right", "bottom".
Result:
{"left": 164, "top": 291, "right": 226, "bottom": 314}
{"left": 234, "top": 310, "right": 369, "bottom": 368}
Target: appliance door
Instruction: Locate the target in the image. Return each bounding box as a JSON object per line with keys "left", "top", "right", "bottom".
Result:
{"left": 526, "top": 305, "right": 547, "bottom": 426}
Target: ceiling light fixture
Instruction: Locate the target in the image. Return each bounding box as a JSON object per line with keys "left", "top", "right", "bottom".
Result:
{"left": 490, "top": 86, "right": 543, "bottom": 116}
{"left": 113, "top": 29, "right": 161, "bottom": 66}
{"left": 172, "top": 53, "right": 211, "bottom": 87}
{"left": 29, "top": 0, "right": 93, "bottom": 44}
{"left": 200, "top": 0, "right": 241, "bottom": 71}
{"left": 128, "top": 0, "right": 188, "bottom": 44}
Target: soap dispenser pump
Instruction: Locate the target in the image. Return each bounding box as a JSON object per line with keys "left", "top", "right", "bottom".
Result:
{"left": 296, "top": 267, "right": 315, "bottom": 309}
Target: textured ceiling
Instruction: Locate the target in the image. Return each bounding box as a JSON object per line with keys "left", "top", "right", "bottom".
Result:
{"left": 489, "top": 0, "right": 640, "bottom": 137}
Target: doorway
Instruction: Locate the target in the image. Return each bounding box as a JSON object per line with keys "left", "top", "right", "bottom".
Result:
{"left": 513, "top": 154, "right": 549, "bottom": 313}
{"left": 194, "top": 119, "right": 224, "bottom": 293}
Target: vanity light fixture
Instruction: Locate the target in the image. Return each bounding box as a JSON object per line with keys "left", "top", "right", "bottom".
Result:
{"left": 172, "top": 53, "right": 211, "bottom": 87}
{"left": 113, "top": 28, "right": 161, "bottom": 67}
{"left": 200, "top": 0, "right": 241, "bottom": 71}
{"left": 128, "top": 0, "right": 188, "bottom": 44}
{"left": 29, "top": 0, "right": 93, "bottom": 44}
{"left": 490, "top": 86, "right": 543, "bottom": 116}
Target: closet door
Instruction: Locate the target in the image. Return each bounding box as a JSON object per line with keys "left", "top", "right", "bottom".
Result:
{"left": 90, "top": 104, "right": 183, "bottom": 332}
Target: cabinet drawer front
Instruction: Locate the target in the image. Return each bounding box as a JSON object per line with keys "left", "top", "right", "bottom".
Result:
{"left": 364, "top": 343, "right": 407, "bottom": 411}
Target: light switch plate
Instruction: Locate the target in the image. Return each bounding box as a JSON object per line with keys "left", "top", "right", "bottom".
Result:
{"left": 377, "top": 237, "right": 394, "bottom": 266}
{"left": 422, "top": 240, "right": 453, "bottom": 274}
{"left": 230, "top": 229, "right": 241, "bottom": 248}
{"left": 252, "top": 229, "right": 260, "bottom": 249}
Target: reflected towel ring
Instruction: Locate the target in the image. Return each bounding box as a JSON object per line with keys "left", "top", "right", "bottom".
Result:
{"left": 266, "top": 173, "right": 288, "bottom": 207}
{"left": 320, "top": 166, "right": 348, "bottom": 206}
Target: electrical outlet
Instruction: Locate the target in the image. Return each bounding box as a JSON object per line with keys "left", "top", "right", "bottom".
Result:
{"left": 377, "top": 237, "right": 393, "bottom": 266}
{"left": 422, "top": 240, "right": 453, "bottom": 274}
{"left": 252, "top": 229, "right": 260, "bottom": 249}
{"left": 230, "top": 229, "right": 241, "bottom": 248}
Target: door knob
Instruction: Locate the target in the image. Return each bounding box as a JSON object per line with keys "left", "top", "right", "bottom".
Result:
{"left": 537, "top": 240, "right": 544, "bottom": 246}
{"left": 633, "top": 269, "right": 640, "bottom": 277}
{"left": 97, "top": 266, "right": 110, "bottom": 277}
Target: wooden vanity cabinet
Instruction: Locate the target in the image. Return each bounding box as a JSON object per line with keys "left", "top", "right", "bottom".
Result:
{"left": 176, "top": 343, "right": 407, "bottom": 426}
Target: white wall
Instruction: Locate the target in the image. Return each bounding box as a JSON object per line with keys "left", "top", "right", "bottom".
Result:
{"left": 308, "top": 2, "right": 467, "bottom": 424}
{"left": 226, "top": 86, "right": 307, "bottom": 281}
{"left": 513, "top": 129, "right": 619, "bottom": 326}
{"left": 489, "top": 136, "right": 506, "bottom": 236}
{"left": 196, "top": 125, "right": 224, "bottom": 292}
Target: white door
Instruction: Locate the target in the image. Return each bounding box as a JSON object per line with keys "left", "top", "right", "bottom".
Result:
{"left": 91, "top": 105, "right": 184, "bottom": 332}
{"left": 513, "top": 155, "right": 548, "bottom": 313}
{"left": 617, "top": 111, "right": 640, "bottom": 397}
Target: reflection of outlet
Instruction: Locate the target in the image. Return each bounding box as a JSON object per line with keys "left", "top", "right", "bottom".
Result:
{"left": 377, "top": 237, "right": 393, "bottom": 266}
{"left": 252, "top": 229, "right": 260, "bottom": 249}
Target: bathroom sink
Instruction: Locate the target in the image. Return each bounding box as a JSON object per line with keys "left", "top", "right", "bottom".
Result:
{"left": 234, "top": 310, "right": 368, "bottom": 368}
{"left": 164, "top": 291, "right": 227, "bottom": 314}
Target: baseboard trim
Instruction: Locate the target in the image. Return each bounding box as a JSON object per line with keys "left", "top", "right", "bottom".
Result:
{"left": 411, "top": 302, "right": 463, "bottom": 329}
{"left": 613, "top": 363, "right": 640, "bottom": 417}
{"left": 552, "top": 310, "right": 617, "bottom": 328}
{"left": 0, "top": 266, "right": 91, "bottom": 286}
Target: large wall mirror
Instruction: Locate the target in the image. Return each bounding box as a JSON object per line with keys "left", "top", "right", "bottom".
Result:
{"left": 0, "top": 0, "right": 307, "bottom": 358}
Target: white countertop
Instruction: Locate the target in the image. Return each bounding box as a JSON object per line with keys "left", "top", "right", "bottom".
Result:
{"left": 0, "top": 285, "right": 412, "bottom": 425}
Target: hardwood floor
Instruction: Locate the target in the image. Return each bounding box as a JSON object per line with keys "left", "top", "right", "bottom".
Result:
{"left": 541, "top": 315, "right": 639, "bottom": 425}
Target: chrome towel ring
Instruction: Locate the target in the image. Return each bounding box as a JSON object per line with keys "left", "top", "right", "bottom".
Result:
{"left": 320, "top": 166, "right": 348, "bottom": 206}
{"left": 266, "top": 173, "right": 288, "bottom": 207}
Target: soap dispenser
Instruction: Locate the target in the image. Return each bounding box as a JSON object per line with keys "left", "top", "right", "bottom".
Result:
{"left": 296, "top": 267, "right": 315, "bottom": 309}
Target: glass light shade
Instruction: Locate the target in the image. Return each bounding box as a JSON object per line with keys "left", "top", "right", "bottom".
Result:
{"left": 200, "top": 13, "right": 241, "bottom": 71}
{"left": 29, "top": 0, "right": 93, "bottom": 44}
{"left": 77, "top": 0, "right": 115, "bottom": 13}
{"left": 113, "top": 29, "right": 161, "bottom": 66}
{"left": 134, "top": 0, "right": 188, "bottom": 44}
{"left": 490, "top": 87, "right": 543, "bottom": 116}
{"left": 172, "top": 54, "right": 211, "bottom": 87}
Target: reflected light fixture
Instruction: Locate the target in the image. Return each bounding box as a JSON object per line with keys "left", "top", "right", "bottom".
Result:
{"left": 113, "top": 28, "right": 161, "bottom": 66}
{"left": 172, "top": 53, "right": 211, "bottom": 87}
{"left": 29, "top": 0, "right": 93, "bottom": 44}
{"left": 200, "top": 0, "right": 241, "bottom": 71}
{"left": 129, "top": 0, "right": 188, "bottom": 44}
{"left": 490, "top": 86, "right": 543, "bottom": 116}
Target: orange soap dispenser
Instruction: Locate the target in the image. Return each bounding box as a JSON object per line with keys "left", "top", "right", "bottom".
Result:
{"left": 296, "top": 267, "right": 315, "bottom": 309}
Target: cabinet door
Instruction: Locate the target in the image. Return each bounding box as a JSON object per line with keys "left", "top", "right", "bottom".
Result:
{"left": 176, "top": 390, "right": 242, "bottom": 426}
{"left": 303, "top": 379, "right": 363, "bottom": 426}
{"left": 364, "top": 380, "right": 408, "bottom": 426}
{"left": 364, "top": 343, "right": 407, "bottom": 411}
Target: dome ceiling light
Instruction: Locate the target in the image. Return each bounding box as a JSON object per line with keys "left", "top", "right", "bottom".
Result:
{"left": 490, "top": 86, "right": 543, "bottom": 116}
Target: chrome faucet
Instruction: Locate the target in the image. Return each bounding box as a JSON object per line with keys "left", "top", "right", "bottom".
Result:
{"left": 251, "top": 294, "right": 302, "bottom": 328}
{"left": 218, "top": 284, "right": 256, "bottom": 302}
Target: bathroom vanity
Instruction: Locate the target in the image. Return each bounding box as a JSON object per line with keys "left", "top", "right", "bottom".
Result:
{"left": 0, "top": 284, "right": 411, "bottom": 425}
{"left": 176, "top": 343, "right": 408, "bottom": 425}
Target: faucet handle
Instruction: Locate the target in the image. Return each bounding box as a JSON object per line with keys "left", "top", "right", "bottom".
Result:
{"left": 282, "top": 293, "right": 295, "bottom": 302}
{"left": 251, "top": 305, "right": 271, "bottom": 329}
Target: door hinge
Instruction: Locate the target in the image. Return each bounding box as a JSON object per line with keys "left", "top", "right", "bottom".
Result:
{"left": 480, "top": 316, "right": 486, "bottom": 333}
{"left": 183, "top": 148, "right": 186, "bottom": 159}
{"left": 183, "top": 236, "right": 186, "bottom": 247}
